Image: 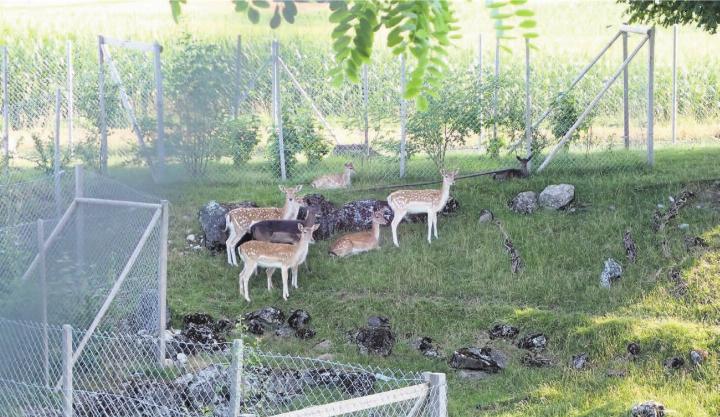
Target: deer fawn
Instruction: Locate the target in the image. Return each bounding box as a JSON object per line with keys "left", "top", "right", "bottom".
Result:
{"left": 329, "top": 210, "right": 388, "bottom": 257}
{"left": 387, "top": 169, "right": 459, "bottom": 247}
{"left": 311, "top": 162, "right": 356, "bottom": 189}
{"left": 237, "top": 224, "right": 319, "bottom": 302}
{"left": 225, "top": 185, "right": 303, "bottom": 266}
{"left": 492, "top": 155, "right": 532, "bottom": 181}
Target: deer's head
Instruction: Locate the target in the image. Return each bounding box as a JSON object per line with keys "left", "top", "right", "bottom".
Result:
{"left": 439, "top": 168, "right": 460, "bottom": 186}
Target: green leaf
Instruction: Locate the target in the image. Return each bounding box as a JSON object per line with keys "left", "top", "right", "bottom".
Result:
{"left": 331, "top": 23, "right": 351, "bottom": 38}
{"left": 329, "top": 0, "right": 346, "bottom": 12}
{"left": 233, "top": 0, "right": 248, "bottom": 12}
{"left": 486, "top": 1, "right": 509, "bottom": 9}
{"left": 500, "top": 44, "right": 513, "bottom": 53}
{"left": 170, "top": 0, "right": 185, "bottom": 23}
{"left": 494, "top": 23, "right": 515, "bottom": 30}
{"left": 270, "top": 6, "right": 281, "bottom": 28}
{"left": 387, "top": 27, "right": 404, "bottom": 47}
{"left": 416, "top": 94, "right": 429, "bottom": 111}
{"left": 515, "top": 8, "right": 535, "bottom": 17}
{"left": 247, "top": 7, "right": 260, "bottom": 24}
{"left": 252, "top": 0, "right": 270, "bottom": 8}
{"left": 329, "top": 9, "right": 350, "bottom": 23}
{"left": 519, "top": 19, "right": 536, "bottom": 28}
{"left": 522, "top": 32, "right": 539, "bottom": 39}
{"left": 282, "top": 1, "right": 297, "bottom": 23}
{"left": 509, "top": 0, "right": 528, "bottom": 4}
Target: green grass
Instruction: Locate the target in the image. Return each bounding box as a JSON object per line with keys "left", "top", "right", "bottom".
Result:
{"left": 114, "top": 147, "right": 720, "bottom": 416}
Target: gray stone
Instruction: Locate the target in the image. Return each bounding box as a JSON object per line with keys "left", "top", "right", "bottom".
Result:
{"left": 288, "top": 309, "right": 311, "bottom": 330}
{"left": 690, "top": 349, "right": 708, "bottom": 366}
{"left": 538, "top": 184, "right": 575, "bottom": 210}
{"left": 571, "top": 353, "right": 589, "bottom": 369}
{"left": 410, "top": 337, "right": 442, "bottom": 358}
{"left": 631, "top": 401, "right": 665, "bottom": 417}
{"left": 198, "top": 200, "right": 257, "bottom": 252}
{"left": 316, "top": 353, "right": 336, "bottom": 362}
{"left": 186, "top": 233, "right": 196, "bottom": 243}
{"left": 678, "top": 223, "right": 690, "bottom": 230}
{"left": 508, "top": 191, "right": 538, "bottom": 214}
{"left": 663, "top": 356, "right": 684, "bottom": 369}
{"left": 274, "top": 325, "right": 295, "bottom": 338}
{"left": 488, "top": 324, "right": 519, "bottom": 340}
{"left": 520, "top": 352, "right": 553, "bottom": 367}
{"left": 517, "top": 333, "right": 547, "bottom": 352}
{"left": 600, "top": 258, "right": 623, "bottom": 288}
{"left": 448, "top": 347, "right": 508, "bottom": 373}
{"left": 456, "top": 370, "right": 490, "bottom": 380}
{"left": 313, "top": 339, "right": 333, "bottom": 352}
{"left": 478, "top": 209, "right": 494, "bottom": 223}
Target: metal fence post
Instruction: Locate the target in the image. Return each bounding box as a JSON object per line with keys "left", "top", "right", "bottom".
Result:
{"left": 158, "top": 200, "right": 169, "bottom": 365}
{"left": 399, "top": 54, "right": 407, "bottom": 178}
{"left": 622, "top": 30, "right": 629, "bottom": 149}
{"left": 62, "top": 324, "right": 73, "bottom": 417}
{"left": 477, "top": 33, "right": 483, "bottom": 151}
{"left": 671, "top": 24, "right": 677, "bottom": 145}
{"left": 54, "top": 89, "right": 62, "bottom": 218}
{"left": 67, "top": 40, "right": 74, "bottom": 154}
{"left": 98, "top": 36, "right": 108, "bottom": 174}
{"left": 647, "top": 27, "right": 655, "bottom": 167}
{"left": 423, "top": 372, "right": 447, "bottom": 417}
{"left": 2, "top": 46, "right": 9, "bottom": 174}
{"left": 492, "top": 36, "right": 500, "bottom": 148}
{"left": 271, "top": 40, "right": 287, "bottom": 181}
{"left": 38, "top": 219, "right": 50, "bottom": 387}
{"left": 234, "top": 35, "right": 242, "bottom": 119}
{"left": 74, "top": 165, "right": 84, "bottom": 271}
{"left": 524, "top": 38, "right": 532, "bottom": 168}
{"left": 362, "top": 64, "right": 369, "bottom": 158}
{"left": 153, "top": 42, "right": 165, "bottom": 179}
{"left": 229, "top": 339, "right": 244, "bottom": 417}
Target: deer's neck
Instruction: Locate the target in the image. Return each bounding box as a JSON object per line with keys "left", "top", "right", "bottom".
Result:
{"left": 437, "top": 181, "right": 451, "bottom": 210}
{"left": 372, "top": 221, "right": 381, "bottom": 241}
{"left": 281, "top": 201, "right": 299, "bottom": 220}
{"left": 291, "top": 237, "right": 312, "bottom": 265}
{"left": 343, "top": 170, "right": 353, "bottom": 186}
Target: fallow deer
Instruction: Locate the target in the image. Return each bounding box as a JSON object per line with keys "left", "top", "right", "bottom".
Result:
{"left": 387, "top": 169, "right": 459, "bottom": 247}
{"left": 225, "top": 185, "right": 303, "bottom": 266}
{"left": 492, "top": 155, "right": 532, "bottom": 181}
{"left": 237, "top": 224, "right": 319, "bottom": 302}
{"left": 328, "top": 210, "right": 388, "bottom": 257}
{"left": 310, "top": 162, "right": 356, "bottom": 189}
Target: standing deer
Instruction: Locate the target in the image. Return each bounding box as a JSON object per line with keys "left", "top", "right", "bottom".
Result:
{"left": 329, "top": 210, "right": 388, "bottom": 257}
{"left": 225, "top": 185, "right": 303, "bottom": 266}
{"left": 387, "top": 169, "right": 459, "bottom": 247}
{"left": 491, "top": 155, "right": 532, "bottom": 181}
{"left": 237, "top": 224, "right": 319, "bottom": 302}
{"left": 311, "top": 162, "right": 356, "bottom": 189}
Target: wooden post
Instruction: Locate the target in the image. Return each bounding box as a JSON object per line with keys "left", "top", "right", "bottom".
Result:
{"left": 62, "top": 324, "right": 73, "bottom": 417}
{"left": 493, "top": 36, "right": 500, "bottom": 147}
{"left": 362, "top": 64, "right": 369, "bottom": 158}
{"left": 424, "top": 372, "right": 447, "bottom": 417}
{"left": 271, "top": 40, "right": 286, "bottom": 181}
{"left": 671, "top": 24, "right": 677, "bottom": 145}
{"left": 234, "top": 35, "right": 242, "bottom": 119}
{"left": 399, "top": 54, "right": 407, "bottom": 178}
{"left": 524, "top": 38, "right": 532, "bottom": 168}
{"left": 74, "top": 165, "right": 84, "bottom": 271}
{"left": 622, "top": 30, "right": 629, "bottom": 149}
{"left": 157, "top": 200, "right": 169, "bottom": 365}
{"left": 2, "top": 46, "right": 7, "bottom": 175}
{"left": 54, "top": 89, "right": 62, "bottom": 218}
{"left": 229, "top": 339, "right": 244, "bottom": 417}
{"left": 98, "top": 36, "right": 108, "bottom": 174}
{"left": 38, "top": 219, "right": 50, "bottom": 387}
{"left": 66, "top": 41, "right": 74, "bottom": 154}
{"left": 477, "top": 33, "right": 483, "bottom": 150}
{"left": 647, "top": 27, "right": 655, "bottom": 167}
{"left": 153, "top": 42, "right": 165, "bottom": 179}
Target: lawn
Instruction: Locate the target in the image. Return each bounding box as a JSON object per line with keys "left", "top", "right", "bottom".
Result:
{"left": 116, "top": 147, "right": 720, "bottom": 417}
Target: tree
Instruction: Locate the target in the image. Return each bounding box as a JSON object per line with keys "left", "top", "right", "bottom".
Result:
{"left": 169, "top": 0, "right": 536, "bottom": 110}
{"left": 619, "top": 0, "right": 720, "bottom": 34}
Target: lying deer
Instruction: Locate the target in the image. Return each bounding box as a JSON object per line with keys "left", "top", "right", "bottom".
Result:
{"left": 387, "top": 169, "right": 459, "bottom": 247}
{"left": 237, "top": 224, "right": 319, "bottom": 302}
{"left": 311, "top": 162, "right": 356, "bottom": 189}
{"left": 225, "top": 185, "right": 303, "bottom": 266}
{"left": 329, "top": 210, "right": 388, "bottom": 257}
{"left": 492, "top": 155, "right": 532, "bottom": 181}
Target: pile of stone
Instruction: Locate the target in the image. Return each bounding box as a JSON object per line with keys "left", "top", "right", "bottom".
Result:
{"left": 243, "top": 307, "right": 316, "bottom": 340}
{"left": 509, "top": 184, "right": 575, "bottom": 214}
{"left": 347, "top": 316, "right": 396, "bottom": 357}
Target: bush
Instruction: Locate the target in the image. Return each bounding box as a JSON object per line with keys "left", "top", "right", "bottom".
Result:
{"left": 550, "top": 93, "right": 592, "bottom": 144}
{"left": 266, "top": 109, "right": 329, "bottom": 178}
{"left": 220, "top": 115, "right": 260, "bottom": 166}
{"left": 25, "top": 133, "right": 72, "bottom": 174}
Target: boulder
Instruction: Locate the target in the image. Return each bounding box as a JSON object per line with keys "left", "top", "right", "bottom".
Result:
{"left": 627, "top": 342, "right": 641, "bottom": 356}
{"left": 571, "top": 353, "right": 589, "bottom": 370}
{"left": 478, "top": 209, "right": 494, "bottom": 223}
{"left": 538, "top": 184, "right": 575, "bottom": 210}
{"left": 274, "top": 325, "right": 295, "bottom": 338}
{"left": 690, "top": 349, "right": 708, "bottom": 366}
{"left": 663, "top": 356, "right": 684, "bottom": 369}
{"left": 520, "top": 352, "right": 553, "bottom": 367}
{"left": 301, "top": 194, "right": 339, "bottom": 240}
{"left": 367, "top": 316, "right": 391, "bottom": 328}
{"left": 350, "top": 316, "right": 395, "bottom": 357}
{"left": 244, "top": 307, "right": 285, "bottom": 329}
{"left": 198, "top": 201, "right": 257, "bottom": 252}
{"left": 508, "top": 191, "right": 538, "bottom": 214}
{"left": 313, "top": 339, "right": 333, "bottom": 352}
{"left": 303, "top": 369, "right": 375, "bottom": 396}
{"left": 410, "top": 337, "right": 442, "bottom": 358}
{"left": 600, "top": 258, "right": 623, "bottom": 288}
{"left": 631, "top": 401, "right": 665, "bottom": 417}
{"left": 448, "top": 347, "right": 507, "bottom": 373}
{"left": 517, "top": 333, "right": 547, "bottom": 352}
{"left": 488, "top": 324, "right": 519, "bottom": 340}
{"left": 295, "top": 328, "right": 316, "bottom": 340}
{"left": 288, "top": 309, "right": 312, "bottom": 330}
{"left": 174, "top": 364, "right": 229, "bottom": 410}
{"left": 178, "top": 313, "right": 234, "bottom": 349}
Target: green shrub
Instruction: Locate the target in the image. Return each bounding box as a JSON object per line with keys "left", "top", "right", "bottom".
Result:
{"left": 550, "top": 93, "right": 592, "bottom": 144}
{"left": 26, "top": 133, "right": 72, "bottom": 174}
{"left": 266, "top": 109, "right": 328, "bottom": 178}
{"left": 220, "top": 115, "right": 260, "bottom": 166}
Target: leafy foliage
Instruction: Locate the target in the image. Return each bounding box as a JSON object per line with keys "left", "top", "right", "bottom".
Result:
{"left": 26, "top": 133, "right": 72, "bottom": 174}
{"left": 619, "top": 0, "right": 720, "bottom": 34}
{"left": 220, "top": 115, "right": 260, "bottom": 167}
{"left": 267, "top": 108, "right": 329, "bottom": 178}
{"left": 549, "top": 93, "right": 593, "bottom": 144}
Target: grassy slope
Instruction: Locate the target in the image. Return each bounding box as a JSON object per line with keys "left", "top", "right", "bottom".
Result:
{"left": 117, "top": 147, "right": 720, "bottom": 416}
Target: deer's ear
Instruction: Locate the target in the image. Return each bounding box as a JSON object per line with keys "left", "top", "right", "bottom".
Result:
{"left": 279, "top": 185, "right": 286, "bottom": 193}
{"left": 294, "top": 185, "right": 303, "bottom": 193}
{"left": 453, "top": 169, "right": 460, "bottom": 176}
{"left": 312, "top": 224, "right": 320, "bottom": 231}
{"left": 528, "top": 154, "right": 533, "bottom": 161}
{"left": 516, "top": 155, "right": 522, "bottom": 161}
{"left": 297, "top": 224, "right": 304, "bottom": 232}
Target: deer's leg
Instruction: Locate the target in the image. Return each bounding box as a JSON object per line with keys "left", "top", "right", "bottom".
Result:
{"left": 390, "top": 210, "right": 404, "bottom": 247}
{"left": 281, "top": 268, "right": 289, "bottom": 300}
{"left": 266, "top": 268, "right": 276, "bottom": 290}
{"left": 432, "top": 211, "right": 439, "bottom": 239}
{"left": 226, "top": 227, "right": 236, "bottom": 265}
{"left": 239, "top": 260, "right": 255, "bottom": 302}
{"left": 426, "top": 211, "right": 433, "bottom": 244}
{"left": 291, "top": 265, "right": 299, "bottom": 288}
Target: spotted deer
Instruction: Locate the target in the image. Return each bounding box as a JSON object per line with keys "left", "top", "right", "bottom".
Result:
{"left": 225, "top": 185, "right": 303, "bottom": 266}
{"left": 329, "top": 210, "right": 388, "bottom": 257}
{"left": 387, "top": 169, "right": 459, "bottom": 247}
{"left": 310, "top": 162, "right": 356, "bottom": 189}
{"left": 237, "top": 224, "right": 319, "bottom": 302}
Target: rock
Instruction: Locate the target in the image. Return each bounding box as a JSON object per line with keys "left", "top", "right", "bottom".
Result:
{"left": 176, "top": 353, "right": 188, "bottom": 365}
{"left": 538, "top": 184, "right": 575, "bottom": 210}
{"left": 186, "top": 233, "right": 196, "bottom": 243}
{"left": 600, "top": 258, "right": 623, "bottom": 288}
{"left": 657, "top": 204, "right": 665, "bottom": 209}
{"left": 517, "top": 333, "right": 547, "bottom": 352}
{"left": 606, "top": 368, "right": 626, "bottom": 377}
{"left": 488, "top": 324, "right": 519, "bottom": 340}
{"left": 175, "top": 364, "right": 229, "bottom": 410}
{"left": 245, "top": 319, "right": 265, "bottom": 336}
{"left": 410, "top": 337, "right": 442, "bottom": 358}
{"left": 520, "top": 352, "right": 553, "bottom": 367}
{"left": 274, "top": 325, "right": 295, "bottom": 338}
{"left": 448, "top": 347, "right": 508, "bottom": 373}
{"left": 244, "top": 307, "right": 285, "bottom": 330}
{"left": 288, "top": 309, "right": 311, "bottom": 330}
{"left": 313, "top": 339, "right": 333, "bottom": 352}
{"left": 571, "top": 353, "right": 589, "bottom": 369}
{"left": 198, "top": 200, "right": 257, "bottom": 252}
{"left": 213, "top": 318, "right": 235, "bottom": 335}
{"left": 303, "top": 369, "right": 376, "bottom": 396}
{"left": 367, "top": 316, "right": 391, "bottom": 328}
{"left": 295, "top": 328, "right": 316, "bottom": 340}
{"left": 690, "top": 349, "right": 708, "bottom": 366}
{"left": 508, "top": 191, "right": 538, "bottom": 214}
{"left": 678, "top": 223, "right": 690, "bottom": 230}
{"left": 183, "top": 313, "right": 214, "bottom": 327}
{"left": 663, "top": 356, "right": 685, "bottom": 369}
{"left": 624, "top": 230, "right": 637, "bottom": 263}
{"left": 684, "top": 235, "right": 708, "bottom": 250}
{"left": 353, "top": 326, "right": 395, "bottom": 357}
{"left": 301, "top": 194, "right": 340, "bottom": 240}
{"left": 183, "top": 322, "right": 226, "bottom": 347}
{"left": 631, "top": 401, "right": 665, "bottom": 417}
{"left": 316, "top": 353, "right": 335, "bottom": 362}
{"left": 478, "top": 209, "right": 494, "bottom": 223}
{"left": 456, "top": 370, "right": 490, "bottom": 380}
{"left": 118, "top": 378, "right": 188, "bottom": 413}
{"left": 628, "top": 342, "right": 641, "bottom": 356}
